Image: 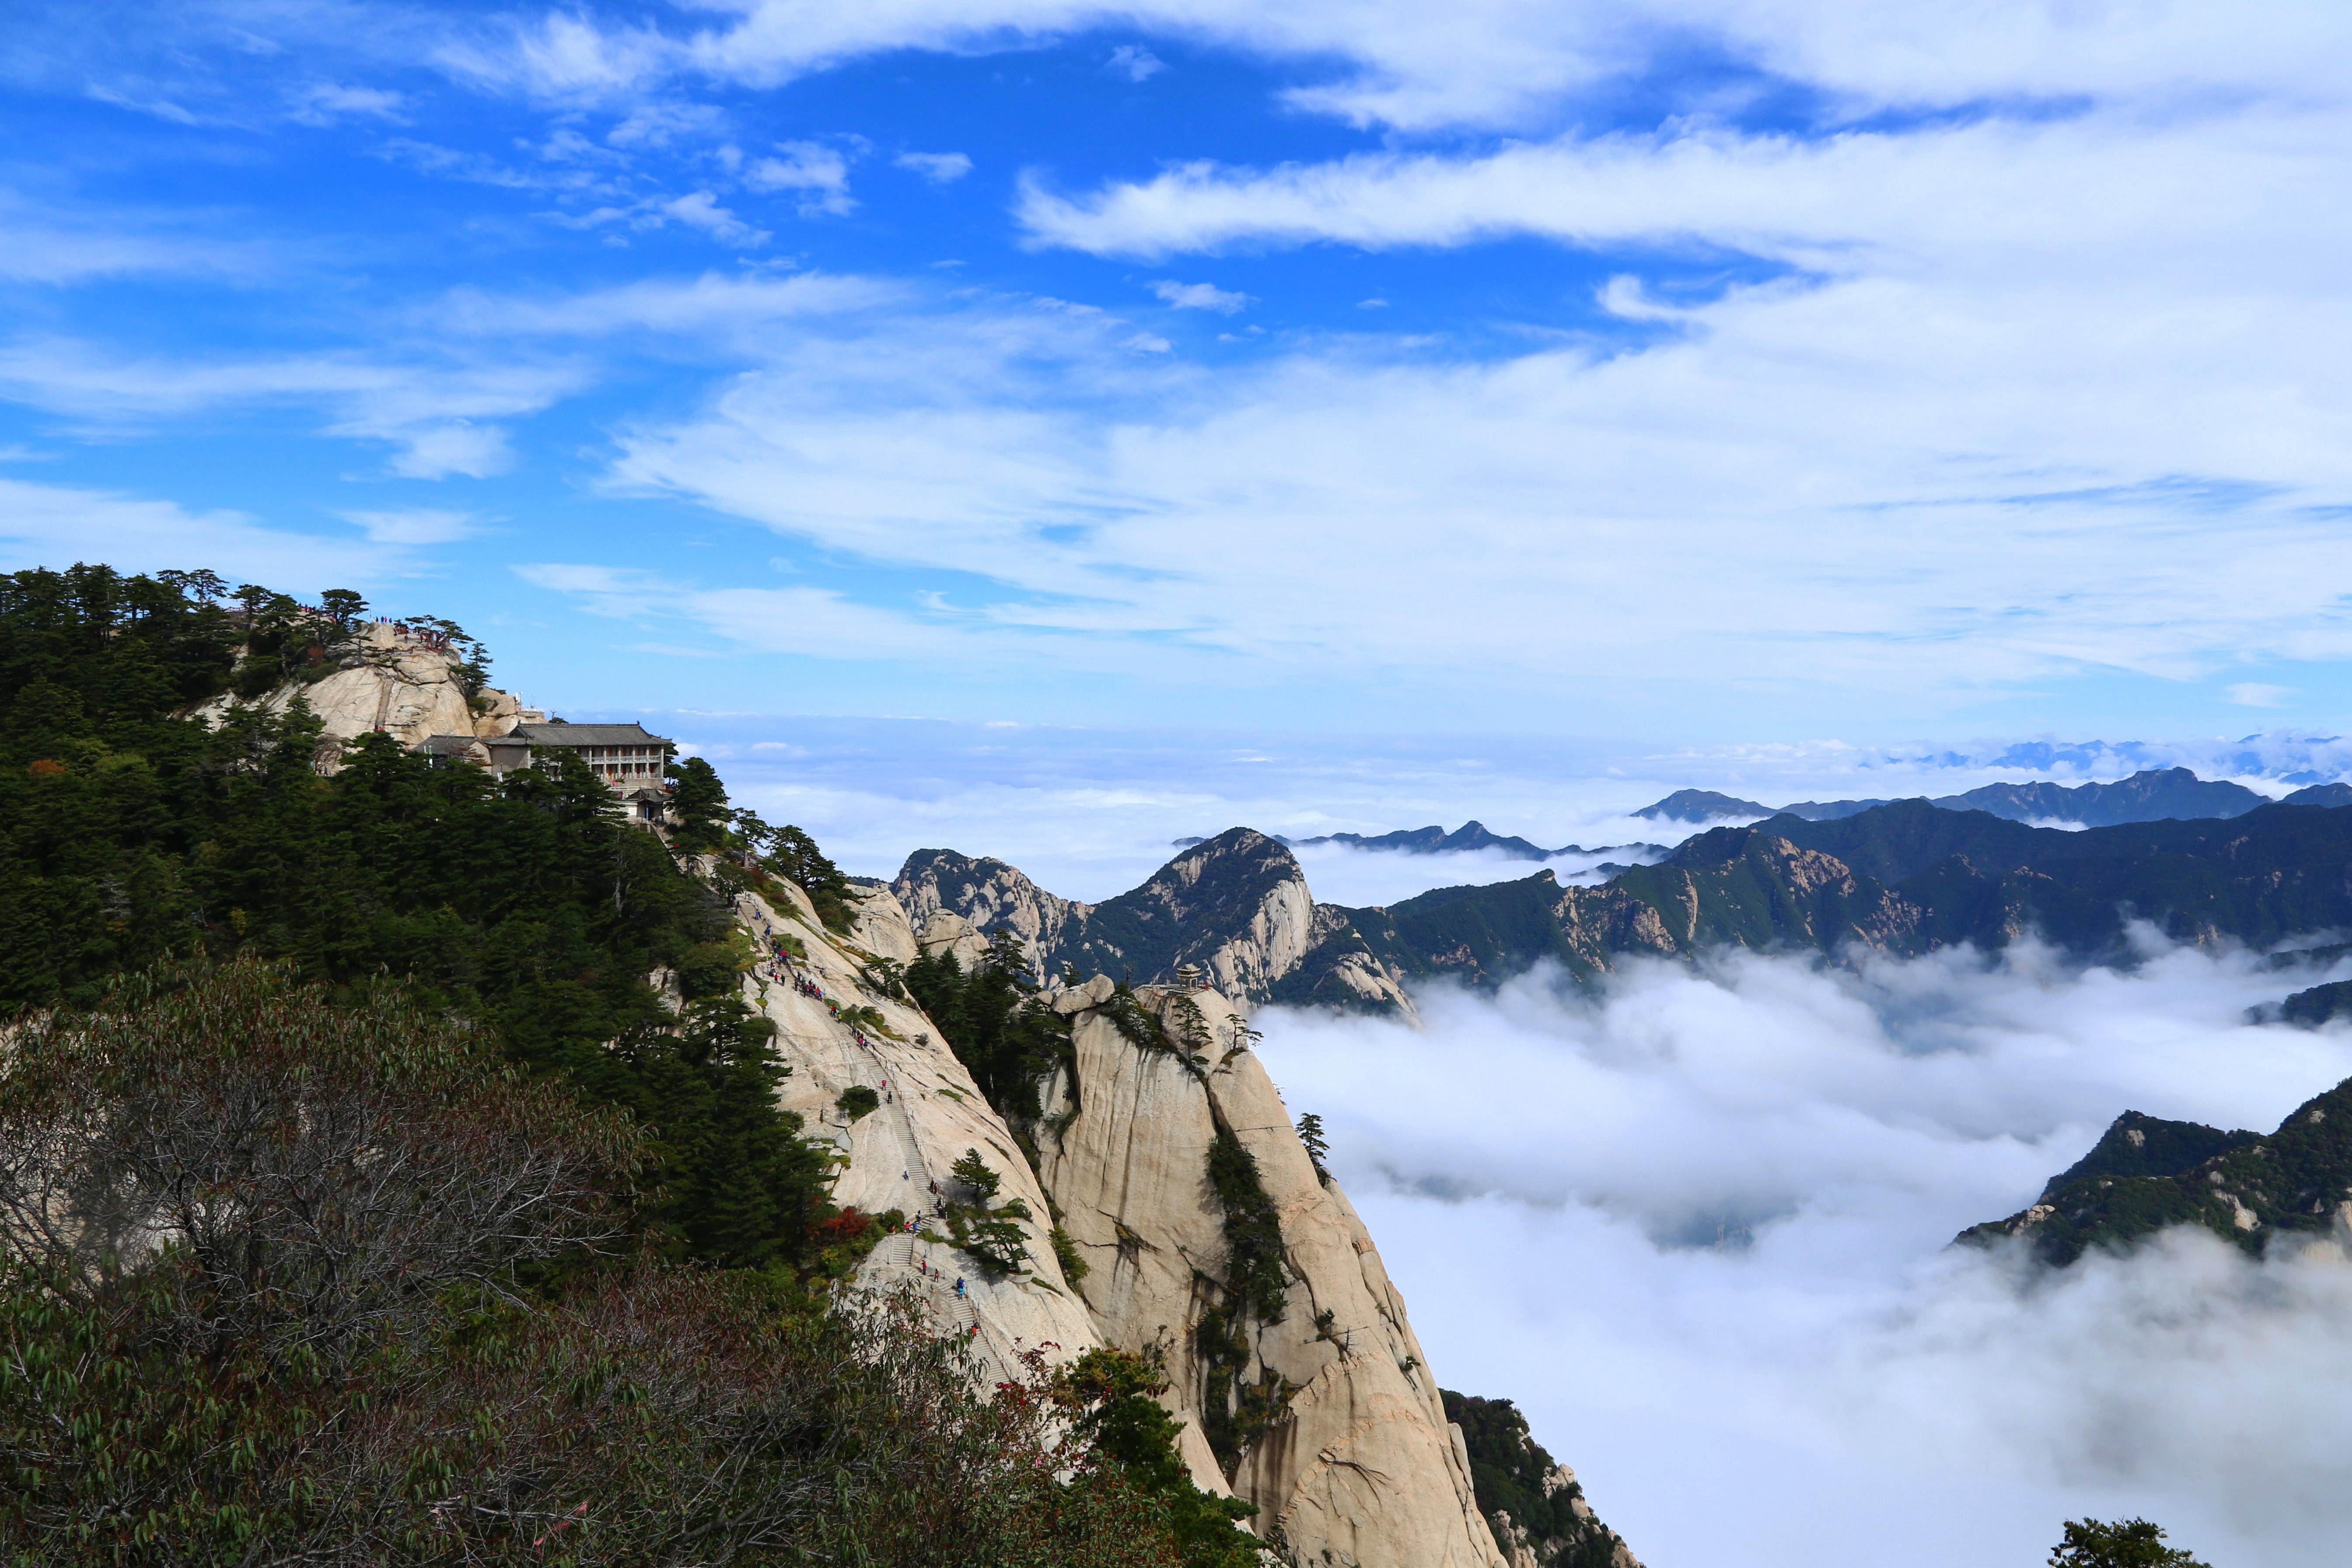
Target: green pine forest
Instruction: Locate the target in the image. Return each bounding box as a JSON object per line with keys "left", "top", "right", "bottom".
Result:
{"left": 0, "top": 563, "right": 1262, "bottom": 1566}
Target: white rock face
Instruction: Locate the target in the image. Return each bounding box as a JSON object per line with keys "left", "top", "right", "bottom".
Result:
{"left": 1037, "top": 983, "right": 1503, "bottom": 1568}
{"left": 745, "top": 880, "right": 1508, "bottom": 1566}
{"left": 733, "top": 879, "right": 1103, "bottom": 1387}
{"left": 893, "top": 849, "right": 1090, "bottom": 977}
{"left": 187, "top": 623, "right": 516, "bottom": 765}
{"left": 897, "top": 831, "right": 1422, "bottom": 1019}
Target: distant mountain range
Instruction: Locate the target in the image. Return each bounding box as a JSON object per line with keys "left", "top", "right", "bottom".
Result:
{"left": 906, "top": 793, "right": 2352, "bottom": 1266}
{"left": 1172, "top": 820, "right": 1660, "bottom": 862}
{"left": 911, "top": 792, "right": 2352, "bottom": 1013}
{"left": 1634, "top": 766, "right": 2352, "bottom": 827}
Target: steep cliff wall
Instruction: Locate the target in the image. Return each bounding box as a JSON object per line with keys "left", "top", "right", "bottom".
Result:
{"left": 1036, "top": 980, "right": 1503, "bottom": 1567}
{"left": 742, "top": 879, "right": 1506, "bottom": 1567}
{"left": 728, "top": 878, "right": 1104, "bottom": 1386}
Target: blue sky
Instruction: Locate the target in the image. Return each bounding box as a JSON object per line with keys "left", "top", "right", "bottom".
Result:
{"left": 7, "top": 2, "right": 2352, "bottom": 790}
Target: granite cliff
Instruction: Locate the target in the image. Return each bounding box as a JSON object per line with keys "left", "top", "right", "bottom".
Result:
{"left": 186, "top": 618, "right": 530, "bottom": 762}
{"left": 897, "top": 829, "right": 1415, "bottom": 1017}
{"left": 731, "top": 870, "right": 1518, "bottom": 1568}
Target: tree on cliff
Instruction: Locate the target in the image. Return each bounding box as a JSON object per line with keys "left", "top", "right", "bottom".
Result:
{"left": 667, "top": 752, "right": 730, "bottom": 851}
{"left": 0, "top": 961, "right": 1193, "bottom": 1565}
{"left": 0, "top": 563, "right": 835, "bottom": 1272}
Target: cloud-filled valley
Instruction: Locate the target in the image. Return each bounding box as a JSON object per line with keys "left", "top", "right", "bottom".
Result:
{"left": 15, "top": 7, "right": 2352, "bottom": 1563}
{"left": 1258, "top": 944, "right": 2352, "bottom": 1565}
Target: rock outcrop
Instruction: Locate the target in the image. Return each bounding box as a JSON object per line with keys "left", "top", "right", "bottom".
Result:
{"left": 897, "top": 829, "right": 1418, "bottom": 1018}
{"left": 1443, "top": 1390, "right": 1643, "bottom": 1568}
{"left": 738, "top": 878, "right": 1507, "bottom": 1568}
{"left": 893, "top": 849, "right": 1088, "bottom": 973}
{"left": 187, "top": 621, "right": 527, "bottom": 764}
{"left": 730, "top": 877, "right": 1103, "bottom": 1385}
{"left": 1036, "top": 980, "right": 1501, "bottom": 1566}
{"left": 1957, "top": 1081, "right": 2352, "bottom": 1267}
{"left": 911, "top": 795, "right": 2352, "bottom": 1011}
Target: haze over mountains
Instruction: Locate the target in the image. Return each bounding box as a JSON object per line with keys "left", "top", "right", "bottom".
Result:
{"left": 1632, "top": 765, "right": 2349, "bottom": 827}
{"left": 1176, "top": 821, "right": 1663, "bottom": 863}
{"left": 907, "top": 771, "right": 2352, "bottom": 1015}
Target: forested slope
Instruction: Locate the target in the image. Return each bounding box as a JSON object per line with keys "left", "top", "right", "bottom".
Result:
{"left": 0, "top": 564, "right": 1264, "bottom": 1566}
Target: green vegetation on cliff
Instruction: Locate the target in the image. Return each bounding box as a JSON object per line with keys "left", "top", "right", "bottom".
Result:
{"left": 1442, "top": 1390, "right": 1633, "bottom": 1568}
{"left": 1961, "top": 1084, "right": 2352, "bottom": 1265}
{"left": 0, "top": 564, "right": 1257, "bottom": 1567}
{"left": 904, "top": 931, "right": 1075, "bottom": 1139}
{"left": 0, "top": 962, "right": 1211, "bottom": 1566}
{"left": 0, "top": 563, "right": 828, "bottom": 1270}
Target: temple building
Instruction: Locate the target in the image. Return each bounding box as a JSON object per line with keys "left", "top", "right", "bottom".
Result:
{"left": 480, "top": 721, "right": 673, "bottom": 785}
{"left": 413, "top": 719, "right": 676, "bottom": 825}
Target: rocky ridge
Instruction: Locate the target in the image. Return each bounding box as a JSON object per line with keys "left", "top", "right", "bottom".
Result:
{"left": 735, "top": 874, "right": 1512, "bottom": 1568}
{"left": 897, "top": 796, "right": 2352, "bottom": 1033}
{"left": 1959, "top": 1087, "right": 2352, "bottom": 1267}
{"left": 897, "top": 829, "right": 1416, "bottom": 1017}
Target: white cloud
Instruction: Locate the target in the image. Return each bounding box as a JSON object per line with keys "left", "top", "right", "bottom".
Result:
{"left": 289, "top": 82, "right": 404, "bottom": 125}
{"left": 1257, "top": 943, "right": 2352, "bottom": 1566}
{"left": 658, "top": 190, "right": 769, "bottom": 246}
{"left": 339, "top": 508, "right": 478, "bottom": 546}
{"left": 604, "top": 98, "right": 726, "bottom": 148}
{"left": 515, "top": 561, "right": 1011, "bottom": 663}
{"left": 433, "top": 270, "right": 901, "bottom": 337}
{"left": 428, "top": 1, "right": 2352, "bottom": 133}
{"left": 506, "top": 75, "right": 2352, "bottom": 726}
{"left": 744, "top": 140, "right": 855, "bottom": 216}
{"left": 0, "top": 476, "right": 396, "bottom": 586}
{"left": 1015, "top": 109, "right": 2352, "bottom": 263}
{"left": 2228, "top": 682, "right": 2293, "bottom": 708}
{"left": 893, "top": 149, "right": 973, "bottom": 183}
{"left": 1107, "top": 43, "right": 1164, "bottom": 82}
{"left": 0, "top": 336, "right": 585, "bottom": 480}
{"left": 582, "top": 255, "right": 2352, "bottom": 724}
{"left": 1148, "top": 278, "right": 1249, "bottom": 313}
{"left": 0, "top": 190, "right": 269, "bottom": 285}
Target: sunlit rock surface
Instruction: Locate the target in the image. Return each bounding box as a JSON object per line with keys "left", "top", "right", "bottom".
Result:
{"left": 746, "top": 881, "right": 1504, "bottom": 1567}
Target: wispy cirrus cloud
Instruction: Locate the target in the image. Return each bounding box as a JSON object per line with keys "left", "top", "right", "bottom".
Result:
{"left": 743, "top": 139, "right": 854, "bottom": 216}
{"left": 893, "top": 149, "right": 972, "bottom": 184}
{"left": 0, "top": 336, "right": 586, "bottom": 479}
{"left": 0, "top": 476, "right": 402, "bottom": 585}
{"left": 423, "top": 0, "right": 2352, "bottom": 130}
{"left": 1147, "top": 278, "right": 1248, "bottom": 312}
{"left": 429, "top": 269, "right": 901, "bottom": 338}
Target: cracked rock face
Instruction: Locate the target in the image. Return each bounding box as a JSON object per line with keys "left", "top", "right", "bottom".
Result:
{"left": 751, "top": 879, "right": 1501, "bottom": 1567}
{"left": 897, "top": 830, "right": 1420, "bottom": 1018}
{"left": 735, "top": 878, "right": 1103, "bottom": 1388}
{"left": 1036, "top": 984, "right": 1503, "bottom": 1568}
{"left": 187, "top": 623, "right": 516, "bottom": 764}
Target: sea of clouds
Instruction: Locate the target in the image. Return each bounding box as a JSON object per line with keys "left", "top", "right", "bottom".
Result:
{"left": 678, "top": 713, "right": 2352, "bottom": 903}
{"left": 1256, "top": 941, "right": 2352, "bottom": 1568}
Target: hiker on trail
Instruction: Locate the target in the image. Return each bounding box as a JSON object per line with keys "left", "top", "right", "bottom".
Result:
{"left": 954, "top": 1277, "right": 965, "bottom": 1298}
